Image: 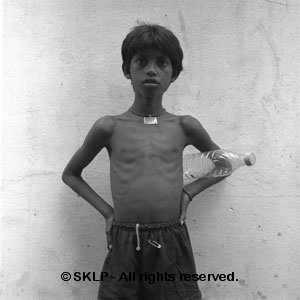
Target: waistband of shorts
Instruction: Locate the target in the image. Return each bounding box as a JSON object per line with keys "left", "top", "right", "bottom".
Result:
{"left": 112, "top": 218, "right": 182, "bottom": 230}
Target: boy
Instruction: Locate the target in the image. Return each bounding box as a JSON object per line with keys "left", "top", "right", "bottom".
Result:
{"left": 62, "top": 23, "right": 226, "bottom": 300}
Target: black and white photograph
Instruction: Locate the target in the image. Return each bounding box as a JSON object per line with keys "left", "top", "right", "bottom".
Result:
{"left": 1, "top": 1, "right": 299, "bottom": 299}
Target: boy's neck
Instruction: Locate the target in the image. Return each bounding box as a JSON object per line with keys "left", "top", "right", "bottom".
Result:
{"left": 130, "top": 94, "right": 165, "bottom": 116}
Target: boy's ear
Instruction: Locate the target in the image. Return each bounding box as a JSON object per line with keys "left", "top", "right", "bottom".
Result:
{"left": 122, "top": 64, "right": 131, "bottom": 79}
{"left": 170, "top": 75, "right": 178, "bottom": 83}
{"left": 123, "top": 71, "right": 131, "bottom": 80}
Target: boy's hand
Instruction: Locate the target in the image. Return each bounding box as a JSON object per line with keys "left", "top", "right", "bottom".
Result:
{"left": 105, "top": 212, "right": 114, "bottom": 250}
{"left": 179, "top": 191, "right": 191, "bottom": 224}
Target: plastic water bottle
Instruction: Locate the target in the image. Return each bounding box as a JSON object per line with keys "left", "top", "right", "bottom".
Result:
{"left": 183, "top": 149, "right": 256, "bottom": 183}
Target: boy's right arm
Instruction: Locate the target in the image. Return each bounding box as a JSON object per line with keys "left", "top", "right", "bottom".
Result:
{"left": 61, "top": 116, "right": 115, "bottom": 230}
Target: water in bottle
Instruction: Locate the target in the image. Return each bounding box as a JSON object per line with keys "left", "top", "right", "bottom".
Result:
{"left": 183, "top": 149, "right": 256, "bottom": 183}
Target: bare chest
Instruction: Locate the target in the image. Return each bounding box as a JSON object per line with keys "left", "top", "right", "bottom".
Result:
{"left": 109, "top": 119, "right": 186, "bottom": 164}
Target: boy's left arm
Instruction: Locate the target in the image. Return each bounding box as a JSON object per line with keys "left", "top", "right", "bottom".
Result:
{"left": 182, "top": 115, "right": 229, "bottom": 198}
{"left": 181, "top": 115, "right": 228, "bottom": 199}
{"left": 180, "top": 115, "right": 228, "bottom": 223}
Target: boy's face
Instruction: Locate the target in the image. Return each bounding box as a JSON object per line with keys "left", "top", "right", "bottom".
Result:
{"left": 125, "top": 48, "right": 177, "bottom": 96}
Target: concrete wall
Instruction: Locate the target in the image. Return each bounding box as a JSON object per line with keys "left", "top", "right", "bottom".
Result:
{"left": 1, "top": 0, "right": 299, "bottom": 299}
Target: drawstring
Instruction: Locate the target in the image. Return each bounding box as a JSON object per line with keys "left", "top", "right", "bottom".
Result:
{"left": 136, "top": 223, "right": 141, "bottom": 251}
{"left": 135, "top": 223, "right": 162, "bottom": 251}
{"left": 114, "top": 220, "right": 180, "bottom": 252}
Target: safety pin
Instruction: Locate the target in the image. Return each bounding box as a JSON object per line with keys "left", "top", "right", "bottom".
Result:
{"left": 147, "top": 240, "right": 162, "bottom": 248}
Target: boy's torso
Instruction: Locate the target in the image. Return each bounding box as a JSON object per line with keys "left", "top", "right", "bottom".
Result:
{"left": 105, "top": 109, "right": 188, "bottom": 223}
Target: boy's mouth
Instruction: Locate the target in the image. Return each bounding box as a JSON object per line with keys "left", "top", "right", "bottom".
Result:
{"left": 143, "top": 79, "right": 159, "bottom": 84}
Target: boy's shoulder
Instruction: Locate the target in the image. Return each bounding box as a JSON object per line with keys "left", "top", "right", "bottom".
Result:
{"left": 91, "top": 115, "right": 116, "bottom": 136}
{"left": 179, "top": 114, "right": 203, "bottom": 135}
{"left": 91, "top": 112, "right": 132, "bottom": 133}
{"left": 165, "top": 112, "right": 199, "bottom": 129}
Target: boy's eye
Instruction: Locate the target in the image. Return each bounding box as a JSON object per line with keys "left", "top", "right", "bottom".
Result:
{"left": 136, "top": 57, "right": 146, "bottom": 65}
{"left": 158, "top": 58, "right": 169, "bottom": 67}
{"left": 134, "top": 56, "right": 170, "bottom": 68}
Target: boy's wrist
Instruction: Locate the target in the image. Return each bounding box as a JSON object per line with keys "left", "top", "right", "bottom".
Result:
{"left": 103, "top": 206, "right": 114, "bottom": 219}
{"left": 184, "top": 176, "right": 226, "bottom": 199}
{"left": 182, "top": 187, "right": 193, "bottom": 202}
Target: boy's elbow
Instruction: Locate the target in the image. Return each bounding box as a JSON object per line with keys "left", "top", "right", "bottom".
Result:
{"left": 61, "top": 169, "right": 76, "bottom": 184}
{"left": 61, "top": 171, "right": 70, "bottom": 184}
{"left": 61, "top": 167, "right": 83, "bottom": 184}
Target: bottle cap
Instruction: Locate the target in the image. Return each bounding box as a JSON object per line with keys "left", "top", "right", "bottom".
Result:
{"left": 244, "top": 152, "right": 256, "bottom": 166}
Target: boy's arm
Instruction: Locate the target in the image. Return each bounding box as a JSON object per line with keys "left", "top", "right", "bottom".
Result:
{"left": 181, "top": 115, "right": 228, "bottom": 200}
{"left": 62, "top": 116, "right": 114, "bottom": 220}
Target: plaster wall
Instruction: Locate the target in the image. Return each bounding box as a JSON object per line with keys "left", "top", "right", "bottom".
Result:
{"left": 1, "top": 0, "right": 300, "bottom": 299}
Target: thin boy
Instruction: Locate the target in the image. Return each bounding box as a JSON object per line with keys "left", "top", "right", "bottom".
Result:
{"left": 62, "top": 23, "right": 226, "bottom": 300}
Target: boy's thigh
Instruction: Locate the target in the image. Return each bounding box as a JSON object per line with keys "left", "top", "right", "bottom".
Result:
{"left": 98, "top": 251, "right": 139, "bottom": 300}
{"left": 98, "top": 227, "right": 139, "bottom": 300}
{"left": 139, "top": 223, "right": 202, "bottom": 300}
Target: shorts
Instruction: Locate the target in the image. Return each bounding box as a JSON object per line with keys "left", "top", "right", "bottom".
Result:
{"left": 97, "top": 219, "right": 202, "bottom": 300}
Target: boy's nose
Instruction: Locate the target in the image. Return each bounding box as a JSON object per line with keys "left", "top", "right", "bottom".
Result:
{"left": 145, "top": 62, "right": 158, "bottom": 75}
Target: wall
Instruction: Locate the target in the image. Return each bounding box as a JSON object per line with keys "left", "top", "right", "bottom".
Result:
{"left": 1, "top": 0, "right": 299, "bottom": 299}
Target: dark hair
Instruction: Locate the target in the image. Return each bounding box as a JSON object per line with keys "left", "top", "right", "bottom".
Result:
{"left": 121, "top": 23, "right": 183, "bottom": 79}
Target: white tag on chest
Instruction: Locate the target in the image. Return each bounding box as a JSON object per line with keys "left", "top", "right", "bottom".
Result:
{"left": 143, "top": 116, "right": 158, "bottom": 125}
